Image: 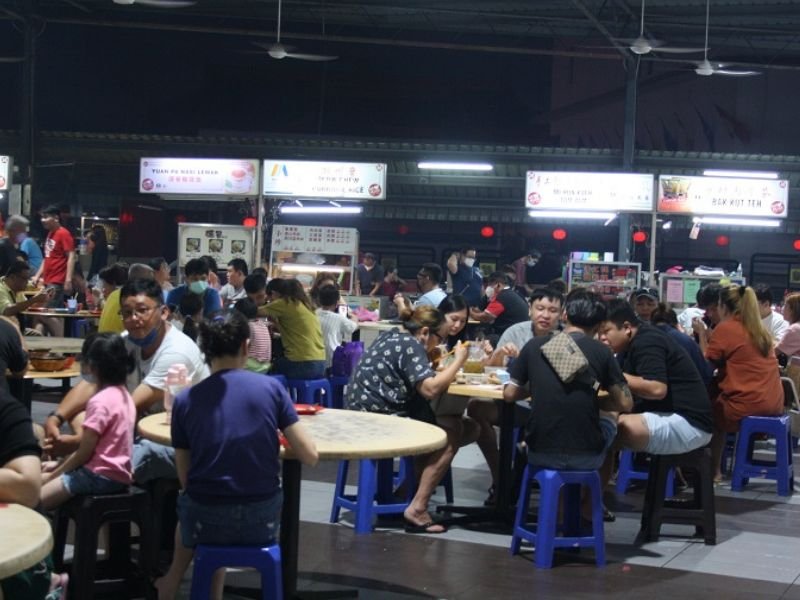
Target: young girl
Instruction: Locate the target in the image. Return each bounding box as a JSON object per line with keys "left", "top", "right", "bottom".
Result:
{"left": 40, "top": 333, "right": 136, "bottom": 510}
{"left": 233, "top": 297, "right": 272, "bottom": 373}
{"left": 178, "top": 292, "right": 203, "bottom": 343}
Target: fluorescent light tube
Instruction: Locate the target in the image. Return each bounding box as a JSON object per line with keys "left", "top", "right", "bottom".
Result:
{"left": 529, "top": 210, "right": 616, "bottom": 220}
{"left": 279, "top": 206, "right": 363, "bottom": 215}
{"left": 702, "top": 169, "right": 779, "bottom": 180}
{"left": 417, "top": 162, "right": 493, "bottom": 171}
{"left": 278, "top": 265, "right": 346, "bottom": 274}
{"left": 693, "top": 216, "right": 781, "bottom": 227}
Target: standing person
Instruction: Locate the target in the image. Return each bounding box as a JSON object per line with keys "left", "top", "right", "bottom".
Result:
{"left": 469, "top": 287, "right": 564, "bottom": 503}
{"left": 154, "top": 313, "right": 318, "bottom": 600}
{"left": 86, "top": 225, "right": 109, "bottom": 285}
{"left": 262, "top": 279, "right": 326, "bottom": 380}
{"left": 702, "top": 285, "right": 784, "bottom": 481}
{"left": 40, "top": 333, "right": 137, "bottom": 510}
{"left": 5, "top": 215, "right": 42, "bottom": 274}
{"left": 148, "top": 257, "right": 174, "bottom": 298}
{"left": 315, "top": 285, "right": 359, "bottom": 369}
{"left": 511, "top": 249, "right": 542, "bottom": 296}
{"left": 219, "top": 258, "right": 248, "bottom": 307}
{"left": 32, "top": 205, "right": 76, "bottom": 312}
{"left": 166, "top": 258, "right": 222, "bottom": 319}
{"left": 446, "top": 247, "right": 484, "bottom": 308}
{"left": 469, "top": 272, "right": 530, "bottom": 337}
{"left": 355, "top": 252, "right": 384, "bottom": 296}
{"left": 754, "top": 283, "right": 789, "bottom": 343}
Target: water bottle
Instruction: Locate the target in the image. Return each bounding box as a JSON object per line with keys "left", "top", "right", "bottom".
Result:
{"left": 163, "top": 363, "right": 188, "bottom": 424}
{"left": 735, "top": 263, "right": 743, "bottom": 279}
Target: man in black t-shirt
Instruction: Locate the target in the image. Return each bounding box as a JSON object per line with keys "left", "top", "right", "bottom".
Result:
{"left": 470, "top": 271, "right": 530, "bottom": 336}
{"left": 601, "top": 299, "right": 713, "bottom": 457}
{"left": 504, "top": 290, "right": 632, "bottom": 470}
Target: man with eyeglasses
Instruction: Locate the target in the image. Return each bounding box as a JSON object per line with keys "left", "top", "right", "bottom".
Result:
{"left": 42, "top": 279, "right": 209, "bottom": 482}
{"left": 0, "top": 261, "right": 52, "bottom": 329}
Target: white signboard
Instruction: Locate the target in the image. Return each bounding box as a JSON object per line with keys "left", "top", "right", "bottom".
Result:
{"left": 0, "top": 156, "right": 11, "bottom": 191}
{"left": 272, "top": 225, "right": 358, "bottom": 255}
{"left": 526, "top": 171, "right": 654, "bottom": 213}
{"left": 658, "top": 175, "right": 789, "bottom": 217}
{"left": 262, "top": 160, "right": 387, "bottom": 200}
{"left": 140, "top": 158, "right": 260, "bottom": 196}
{"left": 177, "top": 223, "right": 256, "bottom": 271}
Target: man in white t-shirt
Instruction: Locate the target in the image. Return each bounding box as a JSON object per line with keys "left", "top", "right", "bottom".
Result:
{"left": 42, "top": 279, "right": 208, "bottom": 482}
{"left": 219, "top": 258, "right": 248, "bottom": 307}
{"left": 315, "top": 285, "right": 359, "bottom": 368}
{"left": 755, "top": 283, "right": 789, "bottom": 343}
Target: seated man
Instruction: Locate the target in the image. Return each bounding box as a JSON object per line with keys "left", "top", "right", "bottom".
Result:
{"left": 601, "top": 299, "right": 713, "bottom": 466}
{"left": 43, "top": 278, "right": 209, "bottom": 483}
{"left": 220, "top": 258, "right": 249, "bottom": 307}
{"left": 469, "top": 271, "right": 530, "bottom": 337}
{"left": 503, "top": 290, "right": 632, "bottom": 519}
{"left": 468, "top": 287, "right": 564, "bottom": 503}
{"left": 754, "top": 283, "right": 789, "bottom": 343}
{"left": 0, "top": 261, "right": 52, "bottom": 329}
{"left": 166, "top": 258, "right": 222, "bottom": 319}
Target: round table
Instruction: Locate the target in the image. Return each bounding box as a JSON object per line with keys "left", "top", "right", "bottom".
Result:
{"left": 24, "top": 337, "right": 84, "bottom": 354}
{"left": 137, "top": 409, "right": 447, "bottom": 599}
{"left": 0, "top": 503, "right": 54, "bottom": 579}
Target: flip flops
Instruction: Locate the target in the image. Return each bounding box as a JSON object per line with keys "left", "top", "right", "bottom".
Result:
{"left": 403, "top": 518, "right": 447, "bottom": 534}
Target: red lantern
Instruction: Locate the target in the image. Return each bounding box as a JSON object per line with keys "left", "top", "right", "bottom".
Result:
{"left": 174, "top": 214, "right": 187, "bottom": 224}
{"left": 120, "top": 211, "right": 134, "bottom": 226}
{"left": 715, "top": 235, "right": 730, "bottom": 247}
{"left": 632, "top": 231, "right": 647, "bottom": 243}
{"left": 397, "top": 224, "right": 410, "bottom": 235}
{"left": 242, "top": 217, "right": 257, "bottom": 228}
{"left": 552, "top": 228, "right": 567, "bottom": 241}
{"left": 480, "top": 226, "right": 495, "bottom": 238}
{"left": 794, "top": 239, "right": 800, "bottom": 251}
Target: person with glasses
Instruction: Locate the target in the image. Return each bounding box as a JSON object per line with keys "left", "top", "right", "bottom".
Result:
{"left": 41, "top": 279, "right": 209, "bottom": 484}
{"left": 395, "top": 263, "right": 446, "bottom": 313}
{"left": 0, "top": 261, "right": 52, "bottom": 327}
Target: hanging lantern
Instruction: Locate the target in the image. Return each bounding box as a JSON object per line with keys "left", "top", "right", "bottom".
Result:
{"left": 480, "top": 225, "right": 495, "bottom": 238}
{"left": 632, "top": 231, "right": 647, "bottom": 243}
{"left": 397, "top": 224, "right": 410, "bottom": 235}
{"left": 715, "top": 235, "right": 730, "bottom": 247}
{"left": 552, "top": 228, "right": 567, "bottom": 241}
{"left": 242, "top": 217, "right": 257, "bottom": 228}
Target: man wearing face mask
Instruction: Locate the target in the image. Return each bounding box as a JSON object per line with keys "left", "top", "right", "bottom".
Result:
{"left": 5, "top": 215, "right": 42, "bottom": 273}
{"left": 166, "top": 258, "right": 222, "bottom": 319}
{"left": 447, "top": 246, "right": 484, "bottom": 308}
{"left": 512, "top": 249, "right": 542, "bottom": 296}
{"left": 41, "top": 279, "right": 209, "bottom": 482}
{"left": 469, "top": 272, "right": 530, "bottom": 336}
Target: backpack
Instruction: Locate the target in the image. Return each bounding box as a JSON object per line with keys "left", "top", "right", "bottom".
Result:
{"left": 331, "top": 341, "right": 365, "bottom": 377}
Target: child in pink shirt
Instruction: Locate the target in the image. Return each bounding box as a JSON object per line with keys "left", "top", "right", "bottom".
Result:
{"left": 41, "top": 333, "right": 137, "bottom": 510}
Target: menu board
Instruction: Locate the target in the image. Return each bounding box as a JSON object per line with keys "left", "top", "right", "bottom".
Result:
{"left": 262, "top": 160, "right": 387, "bottom": 200}
{"left": 0, "top": 156, "right": 10, "bottom": 191}
{"left": 177, "top": 223, "right": 256, "bottom": 271}
{"left": 526, "top": 171, "right": 654, "bottom": 213}
{"left": 140, "top": 158, "right": 260, "bottom": 196}
{"left": 658, "top": 175, "right": 789, "bottom": 217}
{"left": 272, "top": 225, "right": 358, "bottom": 255}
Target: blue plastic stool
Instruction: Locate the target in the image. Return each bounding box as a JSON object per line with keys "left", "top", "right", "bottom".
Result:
{"left": 510, "top": 466, "right": 605, "bottom": 569}
{"left": 394, "top": 456, "right": 454, "bottom": 504}
{"left": 731, "top": 415, "right": 794, "bottom": 496}
{"left": 190, "top": 544, "right": 282, "bottom": 600}
{"left": 266, "top": 374, "right": 288, "bottom": 389}
{"left": 286, "top": 378, "right": 332, "bottom": 407}
{"left": 616, "top": 450, "right": 676, "bottom": 497}
{"left": 328, "top": 375, "right": 350, "bottom": 409}
{"left": 329, "top": 458, "right": 409, "bottom": 533}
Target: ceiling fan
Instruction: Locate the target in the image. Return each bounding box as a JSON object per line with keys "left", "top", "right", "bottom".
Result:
{"left": 693, "top": 0, "right": 759, "bottom": 76}
{"left": 112, "top": 0, "right": 197, "bottom": 8}
{"left": 614, "top": 0, "right": 705, "bottom": 55}
{"left": 252, "top": 0, "right": 337, "bottom": 61}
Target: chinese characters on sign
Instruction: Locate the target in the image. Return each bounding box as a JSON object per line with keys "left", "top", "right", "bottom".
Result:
{"left": 658, "top": 175, "right": 789, "bottom": 217}
{"left": 272, "top": 225, "right": 358, "bottom": 255}
{"left": 262, "top": 160, "right": 387, "bottom": 200}
{"left": 140, "top": 158, "right": 260, "bottom": 196}
{"left": 526, "top": 172, "right": 654, "bottom": 213}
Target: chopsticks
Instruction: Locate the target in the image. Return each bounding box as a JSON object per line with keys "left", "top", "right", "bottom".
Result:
{"left": 442, "top": 341, "right": 470, "bottom": 358}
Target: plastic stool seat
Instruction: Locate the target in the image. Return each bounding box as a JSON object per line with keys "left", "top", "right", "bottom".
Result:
{"left": 731, "top": 415, "right": 794, "bottom": 496}
{"left": 286, "top": 378, "right": 332, "bottom": 407}
{"left": 191, "top": 544, "right": 282, "bottom": 600}
{"left": 616, "top": 450, "right": 676, "bottom": 497}
{"left": 510, "top": 466, "right": 605, "bottom": 569}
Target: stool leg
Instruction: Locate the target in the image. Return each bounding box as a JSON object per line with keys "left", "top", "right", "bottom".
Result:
{"left": 72, "top": 506, "right": 100, "bottom": 600}
{"left": 52, "top": 509, "right": 70, "bottom": 572}
{"left": 666, "top": 468, "right": 675, "bottom": 498}
{"left": 510, "top": 465, "right": 532, "bottom": 556}
{"left": 696, "top": 449, "right": 717, "bottom": 545}
{"left": 776, "top": 425, "right": 792, "bottom": 496}
{"left": 190, "top": 548, "right": 218, "bottom": 600}
{"left": 354, "top": 459, "right": 377, "bottom": 534}
{"left": 329, "top": 461, "right": 349, "bottom": 523}
{"left": 534, "top": 472, "right": 560, "bottom": 569}
{"left": 616, "top": 450, "right": 633, "bottom": 494}
{"left": 586, "top": 473, "right": 606, "bottom": 567}
{"left": 443, "top": 467, "right": 454, "bottom": 504}
{"left": 562, "top": 483, "right": 582, "bottom": 538}
{"left": 260, "top": 545, "right": 284, "bottom": 600}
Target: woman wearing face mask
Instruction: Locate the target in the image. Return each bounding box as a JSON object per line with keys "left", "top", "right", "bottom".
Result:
{"left": 166, "top": 258, "right": 222, "bottom": 320}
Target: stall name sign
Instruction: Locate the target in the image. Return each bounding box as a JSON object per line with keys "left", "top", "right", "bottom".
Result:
{"left": 526, "top": 171, "right": 654, "bottom": 213}
{"left": 658, "top": 175, "right": 789, "bottom": 217}
{"left": 0, "top": 156, "right": 11, "bottom": 191}
{"left": 272, "top": 225, "right": 358, "bottom": 254}
{"left": 139, "top": 158, "right": 260, "bottom": 196}
{"left": 262, "top": 160, "right": 386, "bottom": 200}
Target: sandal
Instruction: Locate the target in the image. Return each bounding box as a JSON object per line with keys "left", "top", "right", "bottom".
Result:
{"left": 404, "top": 518, "right": 447, "bottom": 534}
{"left": 603, "top": 508, "right": 616, "bottom": 523}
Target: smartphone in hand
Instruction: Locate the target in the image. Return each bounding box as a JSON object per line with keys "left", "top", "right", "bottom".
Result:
{"left": 337, "top": 305, "right": 348, "bottom": 317}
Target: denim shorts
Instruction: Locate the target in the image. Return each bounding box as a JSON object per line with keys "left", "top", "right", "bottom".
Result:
{"left": 527, "top": 415, "right": 618, "bottom": 470}
{"left": 62, "top": 466, "right": 128, "bottom": 496}
{"left": 177, "top": 491, "right": 282, "bottom": 549}
{"left": 642, "top": 412, "right": 713, "bottom": 455}
{"left": 271, "top": 357, "right": 326, "bottom": 380}
{"left": 133, "top": 438, "right": 177, "bottom": 484}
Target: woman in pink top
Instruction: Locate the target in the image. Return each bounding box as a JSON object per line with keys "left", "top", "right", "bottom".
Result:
{"left": 41, "top": 333, "right": 137, "bottom": 509}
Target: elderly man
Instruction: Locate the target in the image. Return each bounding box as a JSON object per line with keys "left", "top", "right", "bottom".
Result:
{"left": 5, "top": 215, "right": 42, "bottom": 273}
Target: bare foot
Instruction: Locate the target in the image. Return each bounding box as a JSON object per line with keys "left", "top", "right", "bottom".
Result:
{"left": 403, "top": 508, "right": 446, "bottom": 534}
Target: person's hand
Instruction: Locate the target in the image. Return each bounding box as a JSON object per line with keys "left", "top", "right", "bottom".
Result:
{"left": 469, "top": 307, "right": 482, "bottom": 319}
{"left": 63, "top": 280, "right": 73, "bottom": 295}
{"left": 480, "top": 339, "right": 493, "bottom": 356}
{"left": 31, "top": 289, "right": 51, "bottom": 306}
{"left": 43, "top": 415, "right": 61, "bottom": 443}
{"left": 498, "top": 343, "right": 520, "bottom": 358}
{"left": 691, "top": 317, "right": 707, "bottom": 336}
{"left": 452, "top": 341, "right": 469, "bottom": 364}
{"left": 43, "top": 433, "right": 80, "bottom": 457}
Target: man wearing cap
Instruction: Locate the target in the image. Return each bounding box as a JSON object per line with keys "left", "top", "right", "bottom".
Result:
{"left": 632, "top": 287, "right": 659, "bottom": 322}
{"left": 355, "top": 252, "right": 384, "bottom": 296}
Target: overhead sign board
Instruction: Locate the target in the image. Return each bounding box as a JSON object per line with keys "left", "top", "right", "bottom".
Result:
{"left": 262, "top": 160, "right": 387, "bottom": 200}
{"left": 658, "top": 175, "right": 789, "bottom": 217}
{"left": 139, "top": 158, "right": 260, "bottom": 196}
{"left": 0, "top": 156, "right": 12, "bottom": 191}
{"left": 525, "top": 171, "right": 654, "bottom": 213}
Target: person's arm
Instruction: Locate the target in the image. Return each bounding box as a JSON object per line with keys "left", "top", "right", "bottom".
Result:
{"left": 63, "top": 250, "right": 76, "bottom": 294}
{"left": 282, "top": 421, "right": 319, "bottom": 466}
{"left": 624, "top": 373, "right": 667, "bottom": 400}
{"left": 175, "top": 448, "right": 190, "bottom": 489}
{"left": 446, "top": 253, "right": 459, "bottom": 275}
{"left": 600, "top": 383, "right": 634, "bottom": 413}
{"left": 487, "top": 342, "right": 519, "bottom": 366}
{"left": 42, "top": 428, "right": 99, "bottom": 483}
{"left": 470, "top": 305, "right": 498, "bottom": 324}
{"left": 43, "top": 379, "right": 97, "bottom": 453}
{"left": 416, "top": 342, "right": 468, "bottom": 399}
{"left": 131, "top": 382, "right": 165, "bottom": 414}
{"left": 369, "top": 280, "right": 381, "bottom": 296}
{"left": 0, "top": 455, "right": 41, "bottom": 507}
{"left": 692, "top": 317, "right": 711, "bottom": 355}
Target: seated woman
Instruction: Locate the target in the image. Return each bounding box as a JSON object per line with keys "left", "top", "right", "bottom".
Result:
{"left": 703, "top": 285, "right": 784, "bottom": 481}
{"left": 346, "top": 305, "right": 468, "bottom": 534}
{"left": 776, "top": 293, "right": 800, "bottom": 393}
{"left": 176, "top": 291, "right": 203, "bottom": 343}
{"left": 155, "top": 312, "right": 318, "bottom": 600}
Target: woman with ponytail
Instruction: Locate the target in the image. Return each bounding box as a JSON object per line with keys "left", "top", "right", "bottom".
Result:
{"left": 705, "top": 285, "right": 784, "bottom": 481}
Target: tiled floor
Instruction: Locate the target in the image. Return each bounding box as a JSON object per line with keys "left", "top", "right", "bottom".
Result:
{"left": 30, "top": 385, "right": 800, "bottom": 599}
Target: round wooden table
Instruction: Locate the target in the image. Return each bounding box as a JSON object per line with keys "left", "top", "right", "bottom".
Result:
{"left": 137, "top": 409, "right": 447, "bottom": 599}
{"left": 0, "top": 503, "right": 54, "bottom": 579}
{"left": 24, "top": 337, "right": 84, "bottom": 354}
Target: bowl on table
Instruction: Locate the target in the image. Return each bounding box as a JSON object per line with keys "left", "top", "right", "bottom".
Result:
{"left": 29, "top": 353, "right": 70, "bottom": 372}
